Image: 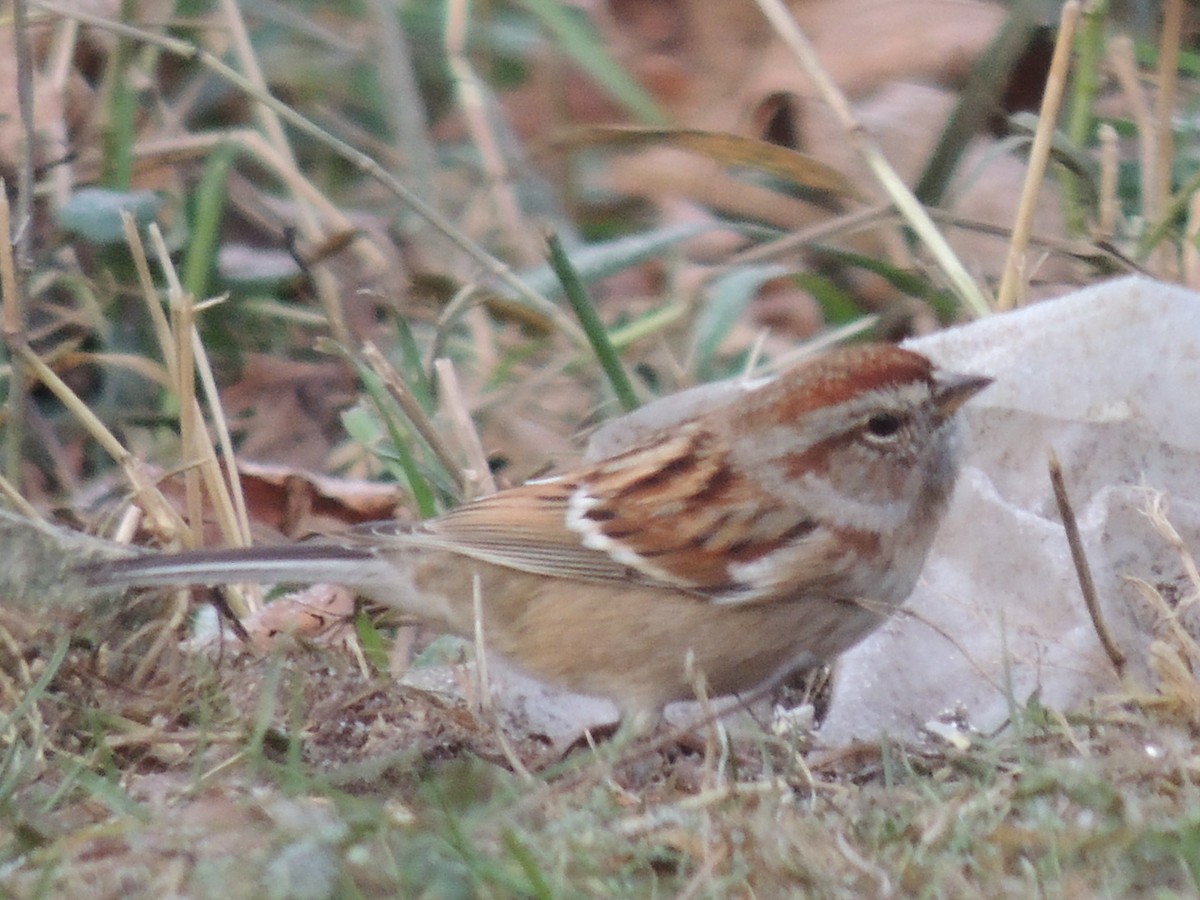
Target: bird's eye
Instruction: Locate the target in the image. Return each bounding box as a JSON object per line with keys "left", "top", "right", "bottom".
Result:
{"left": 865, "top": 412, "right": 903, "bottom": 440}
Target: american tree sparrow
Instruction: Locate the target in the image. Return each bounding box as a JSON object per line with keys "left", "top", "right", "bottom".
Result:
{"left": 83, "top": 344, "right": 990, "bottom": 730}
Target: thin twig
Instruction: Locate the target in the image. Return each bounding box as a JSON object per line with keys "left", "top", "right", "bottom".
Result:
{"left": 5, "top": 0, "right": 36, "bottom": 493}
{"left": 1152, "top": 0, "right": 1183, "bottom": 275}
{"left": 0, "top": 471, "right": 42, "bottom": 520}
{"left": 123, "top": 214, "right": 177, "bottom": 383}
{"left": 148, "top": 225, "right": 248, "bottom": 557}
{"left": 0, "top": 185, "right": 25, "bottom": 490}
{"left": 434, "top": 358, "right": 497, "bottom": 499}
{"left": 1106, "top": 37, "right": 1154, "bottom": 233}
{"left": 150, "top": 224, "right": 204, "bottom": 550}
{"left": 753, "top": 0, "right": 990, "bottom": 317}
{"left": 1136, "top": 2, "right": 1200, "bottom": 253}
{"left": 1048, "top": 450, "right": 1126, "bottom": 676}
{"left": 927, "top": 207, "right": 1140, "bottom": 271}
{"left": 1185, "top": 191, "right": 1200, "bottom": 290}
{"left": 12, "top": 0, "right": 35, "bottom": 270}
{"left": 685, "top": 651, "right": 727, "bottom": 792}
{"left": 445, "top": 0, "right": 540, "bottom": 263}
{"left": 368, "top": 0, "right": 440, "bottom": 212}
{"left": 472, "top": 573, "right": 534, "bottom": 781}
{"left": 188, "top": 328, "right": 254, "bottom": 548}
{"left": 43, "top": 15, "right": 77, "bottom": 209}
{"left": 996, "top": 1, "right": 1080, "bottom": 310}
{"left": 470, "top": 575, "right": 492, "bottom": 719}
{"left": 721, "top": 202, "right": 892, "bottom": 269}
{"left": 1097, "top": 123, "right": 1118, "bottom": 242}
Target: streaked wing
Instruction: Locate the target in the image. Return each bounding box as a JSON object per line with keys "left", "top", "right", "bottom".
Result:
{"left": 564, "top": 424, "right": 829, "bottom": 598}
{"left": 357, "top": 422, "right": 840, "bottom": 603}
{"left": 373, "top": 478, "right": 641, "bottom": 583}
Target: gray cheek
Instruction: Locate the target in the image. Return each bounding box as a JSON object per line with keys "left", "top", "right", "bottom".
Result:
{"left": 891, "top": 425, "right": 963, "bottom": 547}
{"left": 923, "top": 420, "right": 965, "bottom": 505}
{"left": 826, "top": 442, "right": 917, "bottom": 505}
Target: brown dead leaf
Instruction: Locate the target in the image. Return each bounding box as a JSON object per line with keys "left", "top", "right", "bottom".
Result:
{"left": 234, "top": 583, "right": 358, "bottom": 650}
{"left": 219, "top": 353, "right": 359, "bottom": 470}
{"left": 144, "top": 459, "right": 403, "bottom": 547}
{"left": 235, "top": 460, "right": 404, "bottom": 537}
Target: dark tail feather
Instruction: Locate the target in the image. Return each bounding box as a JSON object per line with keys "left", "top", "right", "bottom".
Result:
{"left": 80, "top": 543, "right": 378, "bottom": 591}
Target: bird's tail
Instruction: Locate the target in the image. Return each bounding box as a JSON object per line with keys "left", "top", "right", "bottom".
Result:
{"left": 80, "top": 543, "right": 382, "bottom": 592}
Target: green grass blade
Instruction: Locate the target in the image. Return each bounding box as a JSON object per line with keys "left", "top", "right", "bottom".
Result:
{"left": 545, "top": 230, "right": 639, "bottom": 412}
{"left": 519, "top": 223, "right": 707, "bottom": 299}
{"left": 182, "top": 143, "right": 240, "bottom": 303}
{"left": 515, "top": 0, "right": 668, "bottom": 125}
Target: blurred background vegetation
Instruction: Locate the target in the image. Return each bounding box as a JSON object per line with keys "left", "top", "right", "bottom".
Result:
{"left": 2, "top": 1, "right": 1200, "bottom": 896}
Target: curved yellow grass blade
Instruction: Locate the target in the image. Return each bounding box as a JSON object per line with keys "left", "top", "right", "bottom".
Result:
{"left": 562, "top": 125, "right": 863, "bottom": 201}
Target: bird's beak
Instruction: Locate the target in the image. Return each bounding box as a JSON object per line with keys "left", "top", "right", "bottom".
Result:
{"left": 933, "top": 371, "right": 992, "bottom": 417}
